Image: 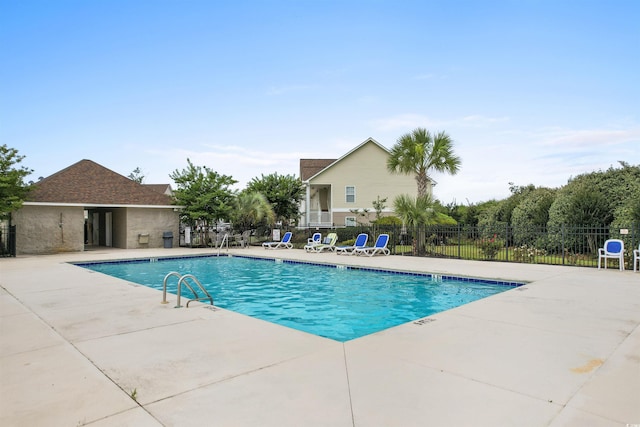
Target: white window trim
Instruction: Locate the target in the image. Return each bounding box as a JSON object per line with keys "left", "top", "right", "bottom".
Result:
{"left": 345, "top": 185, "right": 356, "bottom": 203}
{"left": 345, "top": 216, "right": 357, "bottom": 227}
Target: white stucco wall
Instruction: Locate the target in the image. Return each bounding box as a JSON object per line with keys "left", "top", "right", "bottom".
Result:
{"left": 14, "top": 205, "right": 180, "bottom": 253}
{"left": 13, "top": 205, "right": 85, "bottom": 254}
{"left": 125, "top": 207, "right": 180, "bottom": 248}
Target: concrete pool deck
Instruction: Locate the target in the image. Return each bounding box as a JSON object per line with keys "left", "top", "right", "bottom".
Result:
{"left": 1, "top": 247, "right": 638, "bottom": 426}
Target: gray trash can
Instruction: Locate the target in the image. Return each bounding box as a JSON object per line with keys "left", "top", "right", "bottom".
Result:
{"left": 162, "top": 231, "right": 173, "bottom": 248}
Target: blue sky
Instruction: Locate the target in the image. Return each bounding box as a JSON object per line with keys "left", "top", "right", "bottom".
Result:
{"left": 2, "top": 0, "right": 638, "bottom": 204}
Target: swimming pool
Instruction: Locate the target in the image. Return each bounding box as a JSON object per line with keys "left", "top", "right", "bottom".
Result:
{"left": 78, "top": 255, "right": 523, "bottom": 341}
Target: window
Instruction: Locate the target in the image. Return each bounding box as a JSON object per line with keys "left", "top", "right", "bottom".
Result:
{"left": 345, "top": 216, "right": 357, "bottom": 227}
{"left": 345, "top": 186, "right": 355, "bottom": 203}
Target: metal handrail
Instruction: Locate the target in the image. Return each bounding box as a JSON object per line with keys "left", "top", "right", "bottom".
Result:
{"left": 162, "top": 272, "right": 214, "bottom": 308}
{"left": 161, "top": 271, "right": 182, "bottom": 304}
{"left": 177, "top": 274, "right": 214, "bottom": 308}
{"left": 217, "top": 233, "right": 229, "bottom": 255}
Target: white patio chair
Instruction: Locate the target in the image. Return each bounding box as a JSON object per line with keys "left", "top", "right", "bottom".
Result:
{"left": 598, "top": 239, "right": 625, "bottom": 271}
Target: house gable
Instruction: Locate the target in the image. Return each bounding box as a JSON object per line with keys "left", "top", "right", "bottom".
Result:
{"left": 302, "top": 138, "right": 390, "bottom": 183}
{"left": 300, "top": 138, "right": 418, "bottom": 226}
{"left": 310, "top": 139, "right": 409, "bottom": 193}
{"left": 145, "top": 184, "right": 174, "bottom": 197}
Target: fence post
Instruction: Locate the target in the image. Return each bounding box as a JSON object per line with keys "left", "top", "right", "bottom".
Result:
{"left": 457, "top": 224, "right": 461, "bottom": 259}
{"left": 10, "top": 225, "right": 16, "bottom": 257}
{"left": 561, "top": 224, "right": 566, "bottom": 265}
{"left": 505, "top": 223, "right": 509, "bottom": 262}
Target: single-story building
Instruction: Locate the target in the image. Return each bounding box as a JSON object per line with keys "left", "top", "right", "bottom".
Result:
{"left": 13, "top": 160, "right": 180, "bottom": 254}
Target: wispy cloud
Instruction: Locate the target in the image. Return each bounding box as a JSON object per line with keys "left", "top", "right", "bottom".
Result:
{"left": 538, "top": 127, "right": 640, "bottom": 147}
{"left": 155, "top": 143, "right": 338, "bottom": 187}
{"left": 168, "top": 145, "right": 296, "bottom": 168}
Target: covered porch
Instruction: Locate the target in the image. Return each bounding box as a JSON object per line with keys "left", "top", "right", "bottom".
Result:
{"left": 303, "top": 184, "right": 333, "bottom": 228}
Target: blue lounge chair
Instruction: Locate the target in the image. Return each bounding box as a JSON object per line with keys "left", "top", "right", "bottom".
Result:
{"left": 263, "top": 231, "right": 293, "bottom": 249}
{"left": 354, "top": 234, "right": 390, "bottom": 257}
{"left": 598, "top": 239, "right": 624, "bottom": 270}
{"left": 307, "top": 232, "right": 322, "bottom": 245}
{"left": 307, "top": 233, "right": 338, "bottom": 253}
{"left": 335, "top": 233, "right": 368, "bottom": 255}
{"left": 304, "top": 232, "right": 323, "bottom": 252}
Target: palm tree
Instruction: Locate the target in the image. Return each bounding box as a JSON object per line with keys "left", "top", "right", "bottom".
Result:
{"left": 393, "top": 194, "right": 433, "bottom": 255}
{"left": 394, "top": 194, "right": 457, "bottom": 255}
{"left": 387, "top": 128, "right": 461, "bottom": 197}
{"left": 231, "top": 192, "right": 275, "bottom": 244}
{"left": 393, "top": 194, "right": 437, "bottom": 227}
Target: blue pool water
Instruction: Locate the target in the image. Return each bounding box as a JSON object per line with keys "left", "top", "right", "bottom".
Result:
{"left": 78, "top": 255, "right": 523, "bottom": 341}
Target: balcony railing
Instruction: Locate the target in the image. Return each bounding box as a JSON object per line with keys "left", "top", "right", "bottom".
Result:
{"left": 306, "top": 212, "right": 332, "bottom": 227}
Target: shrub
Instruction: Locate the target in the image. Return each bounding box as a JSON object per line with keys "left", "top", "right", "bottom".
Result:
{"left": 478, "top": 234, "right": 503, "bottom": 259}
{"left": 511, "top": 244, "right": 547, "bottom": 263}
{"left": 373, "top": 216, "right": 402, "bottom": 226}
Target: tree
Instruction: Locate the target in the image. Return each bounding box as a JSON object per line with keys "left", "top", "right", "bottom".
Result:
{"left": 393, "top": 194, "right": 438, "bottom": 255}
{"left": 231, "top": 191, "right": 275, "bottom": 236}
{"left": 245, "top": 173, "right": 305, "bottom": 227}
{"left": 444, "top": 200, "right": 484, "bottom": 226}
{"left": 511, "top": 187, "right": 556, "bottom": 246}
{"left": 128, "top": 167, "right": 145, "bottom": 184}
{"left": 503, "top": 183, "right": 537, "bottom": 224}
{"left": 387, "top": 128, "right": 461, "bottom": 198}
{"left": 372, "top": 196, "right": 387, "bottom": 221}
{"left": 565, "top": 183, "right": 612, "bottom": 226}
{"left": 349, "top": 207, "right": 371, "bottom": 225}
{"left": 394, "top": 194, "right": 435, "bottom": 226}
{"left": 170, "top": 159, "right": 237, "bottom": 245}
{"left": 477, "top": 200, "right": 507, "bottom": 240}
{"left": 548, "top": 163, "right": 640, "bottom": 228}
{"left": 547, "top": 163, "right": 640, "bottom": 255}
{"left": 0, "top": 145, "right": 33, "bottom": 220}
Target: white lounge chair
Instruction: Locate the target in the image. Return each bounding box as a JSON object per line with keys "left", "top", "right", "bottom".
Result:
{"left": 598, "top": 239, "right": 624, "bottom": 270}
{"left": 306, "top": 233, "right": 338, "bottom": 253}
{"left": 307, "top": 232, "right": 321, "bottom": 245}
{"left": 262, "top": 231, "right": 293, "bottom": 249}
{"left": 634, "top": 243, "right": 639, "bottom": 272}
{"left": 354, "top": 234, "right": 390, "bottom": 257}
{"left": 304, "top": 232, "right": 322, "bottom": 252}
{"left": 335, "top": 233, "right": 368, "bottom": 255}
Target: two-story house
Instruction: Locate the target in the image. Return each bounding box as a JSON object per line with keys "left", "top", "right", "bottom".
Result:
{"left": 299, "top": 138, "right": 425, "bottom": 227}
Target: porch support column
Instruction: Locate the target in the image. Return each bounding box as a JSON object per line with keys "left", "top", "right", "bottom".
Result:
{"left": 305, "top": 182, "right": 311, "bottom": 227}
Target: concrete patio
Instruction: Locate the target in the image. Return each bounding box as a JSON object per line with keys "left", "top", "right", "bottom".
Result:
{"left": 1, "top": 247, "right": 638, "bottom": 426}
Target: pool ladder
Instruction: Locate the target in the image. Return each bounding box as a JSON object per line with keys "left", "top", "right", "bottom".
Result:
{"left": 161, "top": 271, "right": 214, "bottom": 308}
{"left": 217, "top": 233, "right": 229, "bottom": 255}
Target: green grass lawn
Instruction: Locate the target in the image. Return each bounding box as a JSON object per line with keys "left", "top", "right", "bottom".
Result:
{"left": 394, "top": 243, "right": 600, "bottom": 267}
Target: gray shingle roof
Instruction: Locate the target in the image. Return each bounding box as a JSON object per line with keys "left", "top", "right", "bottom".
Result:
{"left": 26, "top": 160, "right": 174, "bottom": 206}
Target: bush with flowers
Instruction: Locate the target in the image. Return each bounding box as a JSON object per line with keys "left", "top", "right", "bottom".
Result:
{"left": 478, "top": 234, "right": 503, "bottom": 259}
{"left": 511, "top": 244, "right": 547, "bottom": 263}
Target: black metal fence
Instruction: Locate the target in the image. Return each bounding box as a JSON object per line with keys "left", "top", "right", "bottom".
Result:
{"left": 297, "top": 224, "right": 640, "bottom": 269}
{"left": 6, "top": 221, "right": 637, "bottom": 268}
{"left": 0, "top": 223, "right": 16, "bottom": 257}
